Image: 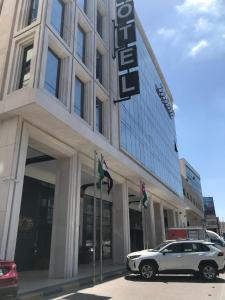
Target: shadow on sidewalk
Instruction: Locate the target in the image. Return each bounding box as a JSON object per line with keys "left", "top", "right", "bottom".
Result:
{"left": 51, "top": 292, "right": 111, "bottom": 300}
{"left": 124, "top": 274, "right": 225, "bottom": 284}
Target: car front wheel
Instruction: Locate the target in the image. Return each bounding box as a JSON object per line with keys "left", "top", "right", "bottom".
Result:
{"left": 200, "top": 264, "right": 217, "bottom": 281}
{"left": 140, "top": 262, "right": 156, "bottom": 280}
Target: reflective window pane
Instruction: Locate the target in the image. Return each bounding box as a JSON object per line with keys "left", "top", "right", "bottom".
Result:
{"left": 96, "top": 98, "right": 103, "bottom": 134}
{"left": 75, "top": 77, "right": 84, "bottom": 118}
{"left": 44, "top": 49, "right": 60, "bottom": 97}
{"left": 77, "top": 0, "right": 87, "bottom": 13}
{"left": 96, "top": 51, "right": 103, "bottom": 84}
{"left": 76, "top": 25, "right": 86, "bottom": 63}
{"left": 27, "top": 0, "right": 39, "bottom": 25}
{"left": 51, "top": 0, "right": 64, "bottom": 36}
{"left": 97, "top": 10, "right": 103, "bottom": 37}
{"left": 19, "top": 45, "right": 33, "bottom": 88}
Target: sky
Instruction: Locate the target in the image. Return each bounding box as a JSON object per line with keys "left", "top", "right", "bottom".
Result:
{"left": 134, "top": 0, "right": 225, "bottom": 220}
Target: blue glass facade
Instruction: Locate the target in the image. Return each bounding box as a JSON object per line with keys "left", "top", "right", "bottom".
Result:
{"left": 119, "top": 30, "right": 183, "bottom": 196}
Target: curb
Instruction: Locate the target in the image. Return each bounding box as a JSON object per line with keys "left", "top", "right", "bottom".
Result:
{"left": 17, "top": 268, "right": 127, "bottom": 300}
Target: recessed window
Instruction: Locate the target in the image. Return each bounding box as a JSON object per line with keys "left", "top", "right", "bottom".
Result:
{"left": 19, "top": 45, "right": 33, "bottom": 89}
{"left": 96, "top": 98, "right": 103, "bottom": 134}
{"left": 96, "top": 50, "right": 103, "bottom": 84}
{"left": 51, "top": 0, "right": 65, "bottom": 37}
{"left": 97, "top": 9, "right": 103, "bottom": 38}
{"left": 75, "top": 77, "right": 84, "bottom": 118}
{"left": 76, "top": 25, "right": 86, "bottom": 63}
{"left": 27, "top": 0, "right": 39, "bottom": 25}
{"left": 77, "top": 0, "right": 87, "bottom": 13}
{"left": 44, "top": 49, "right": 61, "bottom": 98}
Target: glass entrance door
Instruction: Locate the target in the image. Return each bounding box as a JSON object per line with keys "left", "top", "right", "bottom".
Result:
{"left": 15, "top": 176, "right": 54, "bottom": 272}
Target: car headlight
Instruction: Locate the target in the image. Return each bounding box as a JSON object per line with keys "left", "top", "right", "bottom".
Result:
{"left": 129, "top": 255, "right": 141, "bottom": 260}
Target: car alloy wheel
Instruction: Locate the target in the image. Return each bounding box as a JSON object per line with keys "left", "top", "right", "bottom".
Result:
{"left": 141, "top": 264, "right": 155, "bottom": 279}
{"left": 202, "top": 265, "right": 216, "bottom": 281}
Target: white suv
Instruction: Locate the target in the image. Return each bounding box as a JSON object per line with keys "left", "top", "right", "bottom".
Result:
{"left": 127, "top": 240, "right": 225, "bottom": 281}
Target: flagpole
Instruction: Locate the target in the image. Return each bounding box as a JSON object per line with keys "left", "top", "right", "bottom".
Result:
{"left": 100, "top": 153, "right": 103, "bottom": 281}
{"left": 93, "top": 151, "right": 97, "bottom": 285}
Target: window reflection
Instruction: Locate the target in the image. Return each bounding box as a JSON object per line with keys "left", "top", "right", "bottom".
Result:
{"left": 76, "top": 25, "right": 86, "bottom": 63}
{"left": 44, "top": 49, "right": 61, "bottom": 97}
{"left": 75, "top": 77, "right": 84, "bottom": 118}
{"left": 27, "top": 0, "right": 39, "bottom": 25}
{"left": 51, "top": 0, "right": 64, "bottom": 37}
{"left": 96, "top": 98, "right": 103, "bottom": 134}
{"left": 19, "top": 45, "right": 33, "bottom": 89}
{"left": 96, "top": 50, "right": 103, "bottom": 84}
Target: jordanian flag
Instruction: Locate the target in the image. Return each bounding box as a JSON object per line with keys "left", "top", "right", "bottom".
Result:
{"left": 97, "top": 159, "right": 113, "bottom": 194}
{"left": 141, "top": 183, "right": 148, "bottom": 208}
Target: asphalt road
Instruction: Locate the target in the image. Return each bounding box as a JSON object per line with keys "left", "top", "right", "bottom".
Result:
{"left": 47, "top": 274, "right": 225, "bottom": 300}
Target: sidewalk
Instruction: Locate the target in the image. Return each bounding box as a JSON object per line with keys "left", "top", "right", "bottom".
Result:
{"left": 17, "top": 262, "right": 126, "bottom": 300}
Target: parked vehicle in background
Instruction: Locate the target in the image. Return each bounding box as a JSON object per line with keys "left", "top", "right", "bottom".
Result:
{"left": 0, "top": 260, "right": 18, "bottom": 300}
{"left": 167, "top": 227, "right": 225, "bottom": 253}
{"left": 127, "top": 240, "right": 225, "bottom": 281}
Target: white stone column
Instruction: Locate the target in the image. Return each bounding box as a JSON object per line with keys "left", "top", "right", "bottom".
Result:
{"left": 49, "top": 153, "right": 81, "bottom": 278}
{"left": 172, "top": 210, "right": 177, "bottom": 227}
{"left": 142, "top": 200, "right": 156, "bottom": 249}
{"left": 0, "top": 117, "right": 28, "bottom": 260}
{"left": 112, "top": 182, "right": 130, "bottom": 264}
{"left": 160, "top": 203, "right": 166, "bottom": 241}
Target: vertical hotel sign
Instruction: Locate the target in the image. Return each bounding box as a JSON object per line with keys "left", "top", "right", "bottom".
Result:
{"left": 114, "top": 0, "right": 140, "bottom": 102}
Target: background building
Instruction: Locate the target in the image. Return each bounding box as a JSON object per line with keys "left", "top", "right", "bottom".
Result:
{"left": 179, "top": 159, "right": 204, "bottom": 226}
{"left": 203, "top": 197, "right": 220, "bottom": 233}
{"left": 0, "top": 0, "right": 184, "bottom": 281}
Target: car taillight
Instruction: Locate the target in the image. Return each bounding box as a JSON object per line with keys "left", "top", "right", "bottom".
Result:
{"left": 218, "top": 252, "right": 224, "bottom": 256}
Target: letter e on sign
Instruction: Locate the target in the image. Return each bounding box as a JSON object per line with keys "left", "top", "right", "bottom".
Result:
{"left": 118, "top": 45, "right": 138, "bottom": 71}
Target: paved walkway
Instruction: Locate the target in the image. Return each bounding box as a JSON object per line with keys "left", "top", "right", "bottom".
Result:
{"left": 45, "top": 274, "right": 225, "bottom": 300}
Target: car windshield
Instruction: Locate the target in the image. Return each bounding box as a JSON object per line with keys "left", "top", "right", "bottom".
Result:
{"left": 149, "top": 241, "right": 172, "bottom": 251}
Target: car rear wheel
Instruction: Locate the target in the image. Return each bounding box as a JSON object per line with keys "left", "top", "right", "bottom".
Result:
{"left": 140, "top": 262, "right": 156, "bottom": 280}
{"left": 200, "top": 264, "right": 217, "bottom": 281}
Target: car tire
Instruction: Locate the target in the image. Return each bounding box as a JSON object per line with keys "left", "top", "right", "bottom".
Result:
{"left": 140, "top": 262, "right": 156, "bottom": 280}
{"left": 200, "top": 264, "right": 217, "bottom": 281}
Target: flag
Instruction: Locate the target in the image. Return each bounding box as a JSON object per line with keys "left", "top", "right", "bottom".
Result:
{"left": 103, "top": 160, "right": 113, "bottom": 194}
{"left": 97, "top": 159, "right": 114, "bottom": 194}
{"left": 141, "top": 182, "right": 148, "bottom": 208}
{"left": 97, "top": 159, "right": 104, "bottom": 189}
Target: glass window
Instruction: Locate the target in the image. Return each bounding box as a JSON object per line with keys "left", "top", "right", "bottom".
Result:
{"left": 74, "top": 77, "right": 84, "bottom": 118}
{"left": 77, "top": 0, "right": 87, "bottom": 13}
{"left": 19, "top": 45, "right": 33, "bottom": 89}
{"left": 164, "top": 243, "right": 182, "bottom": 253}
{"left": 27, "top": 0, "right": 39, "bottom": 25}
{"left": 44, "top": 49, "right": 61, "bottom": 97}
{"left": 96, "top": 98, "right": 103, "bottom": 134}
{"left": 97, "top": 9, "right": 103, "bottom": 37}
{"left": 182, "top": 243, "right": 193, "bottom": 252}
{"left": 96, "top": 50, "right": 103, "bottom": 84}
{"left": 51, "top": 0, "right": 64, "bottom": 37}
{"left": 76, "top": 25, "right": 86, "bottom": 63}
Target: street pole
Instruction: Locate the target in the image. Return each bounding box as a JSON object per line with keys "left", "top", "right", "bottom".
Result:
{"left": 100, "top": 154, "right": 103, "bottom": 281}
{"left": 93, "top": 151, "right": 97, "bottom": 285}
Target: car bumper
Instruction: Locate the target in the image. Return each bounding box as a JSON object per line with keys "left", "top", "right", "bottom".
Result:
{"left": 126, "top": 259, "right": 140, "bottom": 273}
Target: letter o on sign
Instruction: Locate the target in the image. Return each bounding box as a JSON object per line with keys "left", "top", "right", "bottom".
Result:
{"left": 117, "top": 3, "right": 133, "bottom": 19}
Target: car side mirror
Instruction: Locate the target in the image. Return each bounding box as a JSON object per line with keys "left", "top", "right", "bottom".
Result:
{"left": 161, "top": 249, "right": 170, "bottom": 255}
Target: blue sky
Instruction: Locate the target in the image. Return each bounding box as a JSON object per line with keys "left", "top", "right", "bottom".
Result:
{"left": 134, "top": 0, "right": 225, "bottom": 219}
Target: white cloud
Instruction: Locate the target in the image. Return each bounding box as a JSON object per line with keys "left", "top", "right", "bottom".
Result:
{"left": 195, "top": 17, "right": 212, "bottom": 32}
{"left": 189, "top": 39, "right": 209, "bottom": 56}
{"left": 173, "top": 104, "right": 179, "bottom": 111}
{"left": 176, "top": 0, "right": 220, "bottom": 15}
{"left": 222, "top": 34, "right": 225, "bottom": 39}
{"left": 157, "top": 28, "right": 177, "bottom": 39}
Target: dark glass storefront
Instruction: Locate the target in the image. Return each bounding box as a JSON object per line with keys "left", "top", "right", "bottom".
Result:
{"left": 79, "top": 195, "right": 112, "bottom": 265}
{"left": 129, "top": 208, "right": 143, "bottom": 252}
{"left": 15, "top": 176, "right": 54, "bottom": 272}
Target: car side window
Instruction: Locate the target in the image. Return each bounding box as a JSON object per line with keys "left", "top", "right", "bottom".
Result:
{"left": 197, "top": 243, "right": 210, "bottom": 252}
{"left": 164, "top": 243, "right": 182, "bottom": 253}
{"left": 182, "top": 243, "right": 193, "bottom": 253}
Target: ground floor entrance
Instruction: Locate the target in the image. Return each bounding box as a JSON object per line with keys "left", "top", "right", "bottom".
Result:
{"left": 129, "top": 208, "right": 143, "bottom": 252}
